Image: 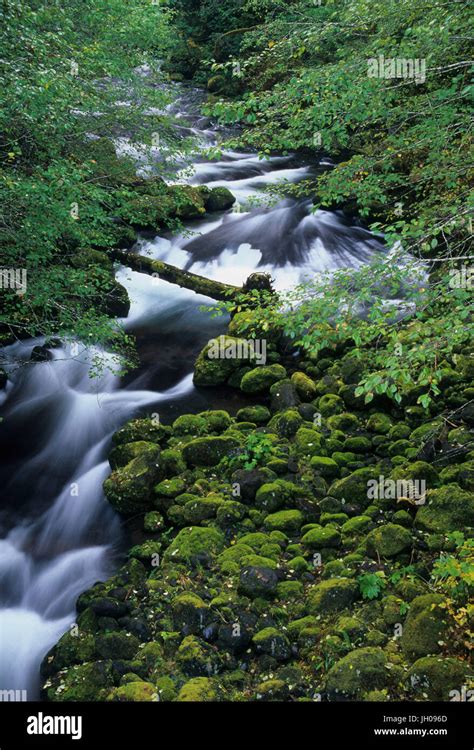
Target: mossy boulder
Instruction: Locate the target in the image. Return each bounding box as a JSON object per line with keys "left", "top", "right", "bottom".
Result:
{"left": 407, "top": 656, "right": 470, "bottom": 700}
{"left": 236, "top": 405, "right": 271, "bottom": 424}
{"left": 163, "top": 526, "right": 225, "bottom": 567}
{"left": 341, "top": 515, "right": 372, "bottom": 537}
{"left": 176, "top": 635, "right": 218, "bottom": 677}
{"left": 107, "top": 681, "right": 156, "bottom": 701}
{"left": 325, "top": 647, "right": 391, "bottom": 700}
{"left": 263, "top": 509, "right": 304, "bottom": 533}
{"left": 401, "top": 594, "right": 451, "bottom": 658}
{"left": 328, "top": 467, "right": 377, "bottom": 506}
{"left": 308, "top": 578, "right": 358, "bottom": 614}
{"left": 252, "top": 627, "right": 291, "bottom": 661}
{"left": 171, "top": 592, "right": 210, "bottom": 635}
{"left": 96, "top": 631, "right": 140, "bottom": 661}
{"left": 294, "top": 426, "right": 323, "bottom": 457}
{"left": 103, "top": 443, "right": 163, "bottom": 514}
{"left": 366, "top": 413, "right": 393, "bottom": 434}
{"left": 182, "top": 496, "right": 224, "bottom": 523}
{"left": 319, "top": 393, "right": 344, "bottom": 417}
{"left": 301, "top": 525, "right": 341, "bottom": 549}
{"left": 310, "top": 456, "right": 339, "bottom": 478}
{"left": 239, "top": 566, "right": 279, "bottom": 598}
{"left": 154, "top": 477, "right": 186, "bottom": 498}
{"left": 182, "top": 436, "right": 239, "bottom": 467}
{"left": 177, "top": 677, "right": 216, "bottom": 702}
{"left": 198, "top": 409, "right": 233, "bottom": 433}
{"left": 366, "top": 523, "right": 413, "bottom": 558}
{"left": 240, "top": 364, "right": 287, "bottom": 394}
{"left": 414, "top": 484, "right": 474, "bottom": 532}
{"left": 327, "top": 412, "right": 360, "bottom": 432}
{"left": 254, "top": 480, "right": 299, "bottom": 512}
{"left": 172, "top": 414, "right": 208, "bottom": 436}
{"left": 194, "top": 336, "right": 252, "bottom": 386}
{"left": 291, "top": 371, "right": 317, "bottom": 401}
{"left": 268, "top": 408, "right": 303, "bottom": 438}
{"left": 205, "top": 186, "right": 236, "bottom": 212}
{"left": 45, "top": 661, "right": 114, "bottom": 702}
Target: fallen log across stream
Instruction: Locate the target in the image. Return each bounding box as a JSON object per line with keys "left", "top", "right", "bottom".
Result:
{"left": 109, "top": 248, "right": 274, "bottom": 301}
{"left": 109, "top": 248, "right": 238, "bottom": 301}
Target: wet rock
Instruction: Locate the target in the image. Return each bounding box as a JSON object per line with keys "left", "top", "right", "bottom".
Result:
{"left": 239, "top": 565, "right": 279, "bottom": 598}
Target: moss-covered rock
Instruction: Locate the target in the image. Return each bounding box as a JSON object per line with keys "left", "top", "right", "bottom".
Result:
{"left": 291, "top": 371, "right": 317, "bottom": 401}
{"left": 155, "top": 477, "right": 186, "bottom": 498}
{"left": 107, "top": 681, "right": 157, "bottom": 701}
{"left": 252, "top": 627, "right": 291, "bottom": 661}
{"left": 301, "top": 525, "right": 341, "bottom": 549}
{"left": 240, "top": 364, "right": 287, "bottom": 394}
{"left": 45, "top": 661, "right": 114, "bottom": 702}
{"left": 263, "top": 509, "right": 304, "bottom": 533}
{"left": 366, "top": 413, "right": 393, "bottom": 434}
{"left": 407, "top": 656, "right": 470, "bottom": 700}
{"left": 310, "top": 455, "right": 340, "bottom": 478}
{"left": 103, "top": 443, "right": 162, "bottom": 514}
{"left": 293, "top": 426, "right": 323, "bottom": 457}
{"left": 308, "top": 578, "right": 358, "bottom": 614}
{"left": 319, "top": 393, "right": 344, "bottom": 417}
{"left": 172, "top": 414, "right": 208, "bottom": 436}
{"left": 327, "top": 412, "right": 360, "bottom": 432}
{"left": 401, "top": 594, "right": 451, "bottom": 658}
{"left": 414, "top": 484, "right": 474, "bottom": 532}
{"left": 236, "top": 405, "right": 271, "bottom": 424}
{"left": 163, "top": 527, "right": 225, "bottom": 567}
{"left": 198, "top": 410, "right": 233, "bottom": 433}
{"left": 325, "top": 647, "right": 391, "bottom": 699}
{"left": 205, "top": 186, "right": 236, "bottom": 212}
{"left": 177, "top": 676, "right": 216, "bottom": 701}
{"left": 171, "top": 592, "right": 210, "bottom": 635}
{"left": 366, "top": 523, "right": 413, "bottom": 558}
{"left": 182, "top": 436, "right": 239, "bottom": 467}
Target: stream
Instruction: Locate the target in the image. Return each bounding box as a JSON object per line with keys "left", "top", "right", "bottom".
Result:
{"left": 0, "top": 83, "right": 386, "bottom": 699}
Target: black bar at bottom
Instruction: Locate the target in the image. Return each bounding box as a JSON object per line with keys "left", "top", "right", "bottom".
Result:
{"left": 0, "top": 701, "right": 471, "bottom": 748}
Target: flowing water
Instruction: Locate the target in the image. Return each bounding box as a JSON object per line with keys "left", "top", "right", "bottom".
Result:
{"left": 0, "top": 83, "right": 386, "bottom": 698}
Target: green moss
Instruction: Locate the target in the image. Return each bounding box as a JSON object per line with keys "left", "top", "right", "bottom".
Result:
{"left": 107, "top": 681, "right": 157, "bottom": 701}
{"left": 366, "top": 523, "right": 413, "bottom": 558}
{"left": 240, "top": 364, "right": 287, "bottom": 393}
{"left": 236, "top": 405, "right": 271, "bottom": 424}
{"left": 344, "top": 436, "right": 372, "bottom": 453}
{"left": 366, "top": 413, "right": 393, "bottom": 434}
{"left": 263, "top": 509, "right": 304, "bottom": 533}
{"left": 47, "top": 661, "right": 114, "bottom": 702}
{"left": 407, "top": 657, "right": 469, "bottom": 700}
{"left": 177, "top": 677, "right": 216, "bottom": 702}
{"left": 171, "top": 592, "right": 209, "bottom": 635}
{"left": 318, "top": 393, "right": 344, "bottom": 417}
{"left": 310, "top": 455, "right": 339, "bottom": 478}
{"left": 255, "top": 480, "right": 300, "bottom": 512}
{"left": 328, "top": 467, "right": 377, "bottom": 505}
{"left": 327, "top": 412, "right": 360, "bottom": 431}
{"left": 172, "top": 414, "right": 208, "bottom": 436}
{"left": 256, "top": 679, "right": 290, "bottom": 700}
{"left": 325, "top": 647, "right": 390, "bottom": 699}
{"left": 252, "top": 627, "right": 291, "bottom": 660}
{"left": 154, "top": 477, "right": 186, "bottom": 498}
{"left": 415, "top": 484, "right": 474, "bottom": 532}
{"left": 307, "top": 578, "right": 358, "bottom": 614}
{"left": 143, "top": 511, "right": 165, "bottom": 533}
{"left": 293, "top": 426, "right": 323, "bottom": 457}
{"left": 205, "top": 186, "right": 236, "bottom": 211}
{"left": 268, "top": 409, "right": 304, "bottom": 438}
{"left": 320, "top": 512, "right": 349, "bottom": 526}
{"left": 96, "top": 631, "right": 140, "bottom": 661}
{"left": 401, "top": 594, "right": 451, "bottom": 658}
{"left": 291, "top": 371, "right": 317, "bottom": 400}
{"left": 182, "top": 496, "right": 224, "bottom": 523}
{"left": 276, "top": 580, "right": 304, "bottom": 600}
{"left": 160, "top": 448, "right": 186, "bottom": 476}
{"left": 302, "top": 525, "right": 341, "bottom": 549}
{"left": 198, "top": 409, "right": 233, "bottom": 433}
{"left": 163, "top": 526, "right": 225, "bottom": 567}
{"left": 182, "top": 436, "right": 239, "bottom": 467}
{"left": 103, "top": 443, "right": 162, "bottom": 514}
{"left": 341, "top": 515, "right": 373, "bottom": 536}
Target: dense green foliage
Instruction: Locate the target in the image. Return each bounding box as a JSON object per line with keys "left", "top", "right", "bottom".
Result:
{"left": 0, "top": 0, "right": 187, "bottom": 365}
{"left": 167, "top": 0, "right": 473, "bottom": 409}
